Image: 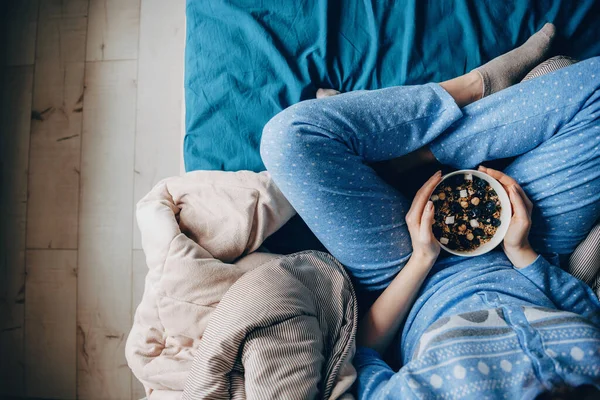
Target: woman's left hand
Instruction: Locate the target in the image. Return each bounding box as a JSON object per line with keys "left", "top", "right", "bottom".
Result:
{"left": 478, "top": 166, "right": 538, "bottom": 268}
{"left": 405, "top": 170, "right": 442, "bottom": 264}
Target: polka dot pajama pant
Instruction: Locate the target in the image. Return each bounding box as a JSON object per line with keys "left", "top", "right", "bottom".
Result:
{"left": 261, "top": 57, "right": 600, "bottom": 291}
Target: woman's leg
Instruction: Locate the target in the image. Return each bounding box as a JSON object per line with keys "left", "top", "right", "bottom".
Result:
{"left": 429, "top": 57, "right": 600, "bottom": 255}
{"left": 261, "top": 28, "right": 557, "bottom": 292}
{"left": 262, "top": 84, "right": 465, "bottom": 291}
{"left": 263, "top": 57, "right": 599, "bottom": 292}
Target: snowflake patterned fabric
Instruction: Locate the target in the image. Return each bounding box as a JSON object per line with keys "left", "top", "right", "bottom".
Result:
{"left": 261, "top": 57, "right": 600, "bottom": 397}
{"left": 354, "top": 253, "right": 600, "bottom": 399}
{"left": 356, "top": 304, "right": 600, "bottom": 399}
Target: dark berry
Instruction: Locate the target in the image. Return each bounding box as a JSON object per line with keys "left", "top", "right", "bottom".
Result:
{"left": 469, "top": 208, "right": 482, "bottom": 218}
{"left": 475, "top": 178, "right": 487, "bottom": 189}
{"left": 447, "top": 240, "right": 458, "bottom": 250}
{"left": 458, "top": 236, "right": 470, "bottom": 247}
{"left": 448, "top": 175, "right": 461, "bottom": 186}
{"left": 492, "top": 218, "right": 501, "bottom": 227}
{"left": 432, "top": 225, "right": 442, "bottom": 238}
{"left": 485, "top": 201, "right": 496, "bottom": 212}
{"left": 471, "top": 238, "right": 480, "bottom": 247}
{"left": 451, "top": 202, "right": 463, "bottom": 213}
{"left": 473, "top": 228, "right": 484, "bottom": 237}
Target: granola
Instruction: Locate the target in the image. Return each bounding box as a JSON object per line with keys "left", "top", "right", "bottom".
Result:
{"left": 431, "top": 173, "right": 502, "bottom": 252}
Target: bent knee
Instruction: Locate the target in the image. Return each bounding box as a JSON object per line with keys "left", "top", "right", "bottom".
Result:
{"left": 260, "top": 101, "right": 316, "bottom": 171}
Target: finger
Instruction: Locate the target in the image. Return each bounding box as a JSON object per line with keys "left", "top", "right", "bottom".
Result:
{"left": 514, "top": 184, "right": 534, "bottom": 214}
{"left": 419, "top": 200, "right": 435, "bottom": 239}
{"left": 480, "top": 167, "right": 528, "bottom": 209}
{"left": 408, "top": 171, "right": 442, "bottom": 225}
{"left": 480, "top": 166, "right": 518, "bottom": 188}
{"left": 408, "top": 171, "right": 442, "bottom": 215}
{"left": 509, "top": 185, "right": 529, "bottom": 220}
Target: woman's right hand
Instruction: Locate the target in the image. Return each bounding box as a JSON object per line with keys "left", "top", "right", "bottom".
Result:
{"left": 478, "top": 166, "right": 538, "bottom": 268}
{"left": 405, "top": 170, "right": 442, "bottom": 265}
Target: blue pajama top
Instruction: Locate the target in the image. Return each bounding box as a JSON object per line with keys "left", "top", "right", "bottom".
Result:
{"left": 354, "top": 252, "right": 600, "bottom": 399}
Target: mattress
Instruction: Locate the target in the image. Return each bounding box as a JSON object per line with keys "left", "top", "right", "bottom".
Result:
{"left": 183, "top": 0, "right": 600, "bottom": 173}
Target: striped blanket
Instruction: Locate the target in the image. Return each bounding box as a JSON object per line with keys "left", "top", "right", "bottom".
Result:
{"left": 182, "top": 251, "right": 357, "bottom": 400}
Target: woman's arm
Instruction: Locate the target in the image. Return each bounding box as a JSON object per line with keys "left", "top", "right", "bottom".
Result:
{"left": 357, "top": 253, "right": 435, "bottom": 353}
{"left": 357, "top": 171, "right": 442, "bottom": 353}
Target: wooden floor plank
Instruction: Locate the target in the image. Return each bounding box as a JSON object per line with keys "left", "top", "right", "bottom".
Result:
{"left": 77, "top": 60, "right": 137, "bottom": 400}
{"left": 38, "top": 0, "right": 89, "bottom": 19}
{"left": 3, "top": 0, "right": 39, "bottom": 66}
{"left": 131, "top": 249, "right": 146, "bottom": 322}
{"left": 25, "top": 250, "right": 77, "bottom": 399}
{"left": 26, "top": 4, "right": 88, "bottom": 249}
{"left": 0, "top": 4, "right": 38, "bottom": 397}
{"left": 86, "top": 0, "right": 141, "bottom": 62}
{"left": 2, "top": 1, "right": 186, "bottom": 398}
{"left": 0, "top": 66, "right": 34, "bottom": 397}
{"left": 132, "top": 0, "right": 185, "bottom": 249}
{"left": 0, "top": 66, "right": 34, "bottom": 398}
{"left": 131, "top": 249, "right": 147, "bottom": 399}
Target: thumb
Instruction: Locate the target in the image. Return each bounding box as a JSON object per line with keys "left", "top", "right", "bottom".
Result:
{"left": 420, "top": 201, "right": 435, "bottom": 238}
{"left": 509, "top": 185, "right": 528, "bottom": 220}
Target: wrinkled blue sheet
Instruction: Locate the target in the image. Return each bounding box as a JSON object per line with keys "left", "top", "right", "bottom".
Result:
{"left": 184, "top": 0, "right": 600, "bottom": 172}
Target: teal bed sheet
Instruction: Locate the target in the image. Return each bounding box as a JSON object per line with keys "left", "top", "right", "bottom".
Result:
{"left": 184, "top": 0, "right": 600, "bottom": 172}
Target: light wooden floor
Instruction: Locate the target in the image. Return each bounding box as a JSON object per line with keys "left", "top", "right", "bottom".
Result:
{"left": 1, "top": 1, "right": 186, "bottom": 398}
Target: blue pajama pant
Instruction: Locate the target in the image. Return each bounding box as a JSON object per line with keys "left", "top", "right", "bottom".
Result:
{"left": 261, "top": 57, "right": 600, "bottom": 292}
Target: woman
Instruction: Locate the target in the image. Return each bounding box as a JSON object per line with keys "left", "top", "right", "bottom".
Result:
{"left": 261, "top": 24, "right": 600, "bottom": 398}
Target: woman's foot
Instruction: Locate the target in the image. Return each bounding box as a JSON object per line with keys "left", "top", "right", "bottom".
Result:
{"left": 316, "top": 88, "right": 341, "bottom": 99}
{"left": 439, "top": 71, "right": 483, "bottom": 107}
{"left": 475, "top": 22, "right": 556, "bottom": 97}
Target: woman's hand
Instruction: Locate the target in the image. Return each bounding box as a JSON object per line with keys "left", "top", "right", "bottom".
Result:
{"left": 478, "top": 166, "right": 538, "bottom": 268}
{"left": 405, "top": 170, "right": 442, "bottom": 265}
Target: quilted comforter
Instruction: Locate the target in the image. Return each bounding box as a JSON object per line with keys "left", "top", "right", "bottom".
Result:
{"left": 125, "top": 171, "right": 357, "bottom": 399}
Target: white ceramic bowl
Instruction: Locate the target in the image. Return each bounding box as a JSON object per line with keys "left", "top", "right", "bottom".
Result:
{"left": 433, "top": 169, "right": 512, "bottom": 257}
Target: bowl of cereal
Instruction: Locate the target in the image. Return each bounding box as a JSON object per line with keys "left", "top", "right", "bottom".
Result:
{"left": 430, "top": 169, "right": 511, "bottom": 256}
